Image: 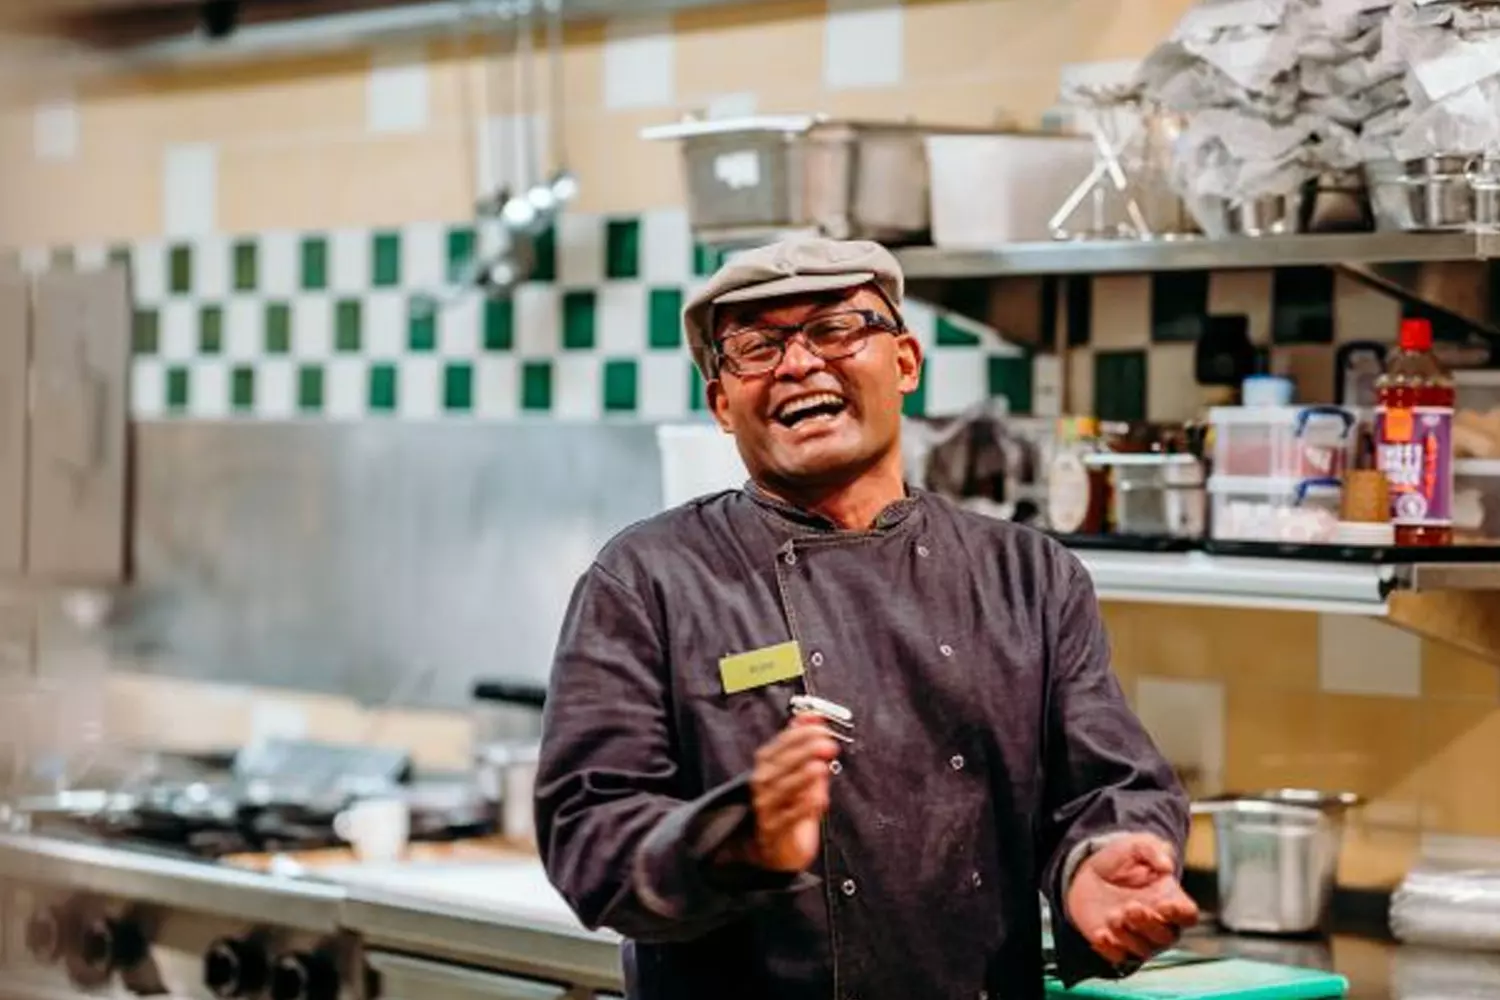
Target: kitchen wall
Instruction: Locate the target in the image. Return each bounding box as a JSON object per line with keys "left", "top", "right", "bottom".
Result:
{"left": 4, "top": 0, "right": 1495, "bottom": 888}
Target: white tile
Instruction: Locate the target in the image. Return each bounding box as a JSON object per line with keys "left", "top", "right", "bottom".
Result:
{"left": 225, "top": 298, "right": 260, "bottom": 361}
{"left": 162, "top": 143, "right": 218, "bottom": 238}
{"left": 926, "top": 348, "right": 989, "bottom": 415}
{"left": 18, "top": 247, "right": 47, "bottom": 275}
{"left": 641, "top": 208, "right": 693, "bottom": 283}
{"left": 399, "top": 356, "right": 441, "bottom": 418}
{"left": 74, "top": 243, "right": 107, "bottom": 270}
{"left": 1147, "top": 342, "right": 1199, "bottom": 423}
{"left": 439, "top": 292, "right": 481, "bottom": 358}
{"left": 330, "top": 229, "right": 370, "bottom": 294}
{"left": 824, "top": 0, "right": 903, "bottom": 90}
{"left": 131, "top": 242, "right": 167, "bottom": 303}
{"left": 401, "top": 222, "right": 445, "bottom": 292}
{"left": 555, "top": 355, "right": 602, "bottom": 419}
{"left": 1090, "top": 275, "right": 1151, "bottom": 350}
{"left": 639, "top": 353, "right": 690, "bottom": 419}
{"left": 1134, "top": 677, "right": 1225, "bottom": 796}
{"left": 367, "top": 47, "right": 429, "bottom": 134}
{"left": 1318, "top": 615, "right": 1422, "bottom": 698}
{"left": 1207, "top": 270, "right": 1274, "bottom": 347}
{"left": 475, "top": 356, "right": 519, "bottom": 419}
{"left": 558, "top": 212, "right": 604, "bottom": 286}
{"left": 160, "top": 301, "right": 197, "bottom": 361}
{"left": 191, "top": 359, "right": 230, "bottom": 418}
{"left": 603, "top": 15, "right": 674, "bottom": 110}
{"left": 260, "top": 231, "right": 299, "bottom": 297}
{"left": 325, "top": 357, "right": 366, "bottom": 419}
{"left": 257, "top": 359, "right": 296, "bottom": 418}
{"left": 514, "top": 285, "right": 560, "bottom": 356}
{"left": 598, "top": 284, "right": 647, "bottom": 355}
{"left": 291, "top": 297, "right": 333, "bottom": 360}
{"left": 474, "top": 114, "right": 550, "bottom": 199}
{"left": 1334, "top": 271, "right": 1401, "bottom": 344}
{"left": 903, "top": 299, "right": 937, "bottom": 351}
{"left": 195, "top": 235, "right": 230, "bottom": 299}
{"left": 1033, "top": 354, "right": 1063, "bottom": 418}
{"left": 130, "top": 360, "right": 165, "bottom": 419}
{"left": 364, "top": 290, "right": 405, "bottom": 360}
{"left": 34, "top": 98, "right": 78, "bottom": 161}
{"left": 706, "top": 91, "right": 758, "bottom": 120}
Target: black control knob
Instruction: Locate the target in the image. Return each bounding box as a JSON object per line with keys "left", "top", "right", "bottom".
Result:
{"left": 269, "top": 952, "right": 339, "bottom": 1000}
{"left": 24, "top": 906, "right": 65, "bottom": 964}
{"left": 76, "top": 917, "right": 147, "bottom": 977}
{"left": 204, "top": 938, "right": 270, "bottom": 998}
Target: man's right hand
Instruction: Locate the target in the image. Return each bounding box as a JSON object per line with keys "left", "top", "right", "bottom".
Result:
{"left": 722, "top": 714, "right": 841, "bottom": 872}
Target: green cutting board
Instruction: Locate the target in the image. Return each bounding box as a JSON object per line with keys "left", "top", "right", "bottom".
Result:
{"left": 1045, "top": 953, "right": 1348, "bottom": 1000}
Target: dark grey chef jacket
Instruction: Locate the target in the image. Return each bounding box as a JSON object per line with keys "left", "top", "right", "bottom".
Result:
{"left": 536, "top": 485, "right": 1188, "bottom": 1000}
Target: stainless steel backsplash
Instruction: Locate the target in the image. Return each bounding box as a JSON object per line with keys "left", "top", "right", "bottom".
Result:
{"left": 108, "top": 420, "right": 668, "bottom": 710}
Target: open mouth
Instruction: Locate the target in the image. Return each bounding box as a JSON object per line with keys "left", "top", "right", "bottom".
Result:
{"left": 773, "top": 392, "right": 849, "bottom": 429}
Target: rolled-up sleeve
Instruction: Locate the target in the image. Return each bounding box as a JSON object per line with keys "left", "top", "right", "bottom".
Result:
{"left": 1036, "top": 558, "right": 1190, "bottom": 985}
{"left": 535, "top": 562, "right": 810, "bottom": 945}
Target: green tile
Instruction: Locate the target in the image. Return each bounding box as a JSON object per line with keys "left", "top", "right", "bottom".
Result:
{"left": 168, "top": 244, "right": 192, "bottom": 294}
{"left": 936, "top": 315, "right": 980, "bottom": 347}
{"left": 1066, "top": 277, "right": 1092, "bottom": 347}
{"left": 562, "top": 291, "right": 596, "bottom": 350}
{"left": 300, "top": 236, "right": 328, "bottom": 291}
{"left": 409, "top": 302, "right": 437, "bottom": 352}
{"left": 987, "top": 356, "right": 1033, "bottom": 414}
{"left": 372, "top": 231, "right": 401, "bottom": 288}
{"left": 50, "top": 247, "right": 74, "bottom": 271}
{"left": 693, "top": 243, "right": 725, "bottom": 277}
{"left": 444, "top": 362, "right": 474, "bottom": 412}
{"left": 298, "top": 365, "right": 324, "bottom": 412}
{"left": 231, "top": 366, "right": 255, "bottom": 412}
{"left": 369, "top": 363, "right": 398, "bottom": 412}
{"left": 1151, "top": 271, "right": 1209, "bottom": 343}
{"left": 602, "top": 359, "right": 638, "bottom": 413}
{"left": 107, "top": 245, "right": 131, "bottom": 271}
{"left": 1272, "top": 267, "right": 1334, "bottom": 344}
{"left": 689, "top": 363, "right": 707, "bottom": 412}
{"left": 448, "top": 226, "right": 476, "bottom": 283}
{"left": 531, "top": 225, "right": 557, "bottom": 283}
{"left": 902, "top": 360, "right": 928, "bottom": 417}
{"left": 521, "top": 360, "right": 552, "bottom": 412}
{"left": 132, "top": 309, "right": 159, "bottom": 356}
{"left": 483, "top": 298, "right": 514, "bottom": 352}
{"left": 166, "top": 367, "right": 190, "bottom": 412}
{"left": 233, "top": 240, "right": 258, "bottom": 292}
{"left": 336, "top": 300, "right": 362, "bottom": 353}
{"left": 1094, "top": 350, "right": 1147, "bottom": 422}
{"left": 648, "top": 288, "right": 684, "bottom": 349}
{"left": 605, "top": 218, "right": 642, "bottom": 279}
{"left": 265, "top": 303, "right": 291, "bottom": 354}
{"left": 199, "top": 305, "right": 224, "bottom": 355}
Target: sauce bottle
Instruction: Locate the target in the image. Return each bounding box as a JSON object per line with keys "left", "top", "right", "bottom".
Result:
{"left": 1375, "top": 318, "right": 1454, "bottom": 546}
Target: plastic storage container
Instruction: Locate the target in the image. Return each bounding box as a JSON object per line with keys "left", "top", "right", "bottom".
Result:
{"left": 1208, "top": 475, "right": 1344, "bottom": 542}
{"left": 924, "top": 133, "right": 1095, "bottom": 246}
{"left": 1210, "top": 405, "right": 1359, "bottom": 480}
{"left": 1083, "top": 453, "right": 1206, "bottom": 538}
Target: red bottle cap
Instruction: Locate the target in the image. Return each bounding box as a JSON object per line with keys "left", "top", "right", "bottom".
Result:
{"left": 1399, "top": 317, "right": 1433, "bottom": 351}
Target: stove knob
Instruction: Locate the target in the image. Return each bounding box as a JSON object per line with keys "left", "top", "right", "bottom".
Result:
{"left": 204, "top": 938, "right": 270, "bottom": 998}
{"left": 76, "top": 917, "right": 147, "bottom": 977}
{"left": 269, "top": 951, "right": 339, "bottom": 1000}
{"left": 24, "top": 906, "right": 66, "bottom": 964}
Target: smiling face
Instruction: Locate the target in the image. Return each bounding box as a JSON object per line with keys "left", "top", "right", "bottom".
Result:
{"left": 706, "top": 285, "right": 923, "bottom": 496}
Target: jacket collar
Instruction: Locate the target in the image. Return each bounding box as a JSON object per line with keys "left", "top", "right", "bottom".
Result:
{"left": 741, "top": 480, "right": 921, "bottom": 533}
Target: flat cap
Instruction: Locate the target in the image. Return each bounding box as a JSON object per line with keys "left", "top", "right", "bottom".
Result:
{"left": 682, "top": 236, "right": 905, "bottom": 377}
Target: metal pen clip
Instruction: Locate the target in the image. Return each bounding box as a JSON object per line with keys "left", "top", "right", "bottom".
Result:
{"left": 790, "top": 695, "right": 855, "bottom": 743}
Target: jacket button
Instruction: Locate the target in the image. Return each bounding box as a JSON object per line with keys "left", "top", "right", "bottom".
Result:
{"left": 829, "top": 760, "right": 843, "bottom": 776}
{"left": 810, "top": 651, "right": 824, "bottom": 667}
{"left": 950, "top": 754, "right": 965, "bottom": 771}
{"left": 841, "top": 879, "right": 857, "bottom": 897}
{"left": 971, "top": 871, "right": 983, "bottom": 888}
{"left": 939, "top": 643, "right": 954, "bottom": 657}
{"left": 784, "top": 551, "right": 797, "bottom": 566}
{"left": 917, "top": 545, "right": 930, "bottom": 558}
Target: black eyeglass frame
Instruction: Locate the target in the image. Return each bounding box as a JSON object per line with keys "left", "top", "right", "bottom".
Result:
{"left": 712, "top": 308, "right": 907, "bottom": 378}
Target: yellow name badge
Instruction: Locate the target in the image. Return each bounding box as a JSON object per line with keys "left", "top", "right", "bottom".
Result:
{"left": 718, "top": 640, "right": 805, "bottom": 695}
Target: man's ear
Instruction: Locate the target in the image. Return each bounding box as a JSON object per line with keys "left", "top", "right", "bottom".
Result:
{"left": 707, "top": 377, "right": 734, "bottom": 433}
{"left": 896, "top": 333, "right": 923, "bottom": 396}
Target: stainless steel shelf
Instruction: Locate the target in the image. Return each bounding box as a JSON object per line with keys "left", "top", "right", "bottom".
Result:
{"left": 1071, "top": 549, "right": 1500, "bottom": 615}
{"left": 895, "top": 232, "right": 1500, "bottom": 279}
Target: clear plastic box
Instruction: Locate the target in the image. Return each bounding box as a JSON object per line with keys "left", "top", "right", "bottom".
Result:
{"left": 1208, "top": 475, "right": 1344, "bottom": 543}
{"left": 1210, "top": 405, "right": 1360, "bottom": 480}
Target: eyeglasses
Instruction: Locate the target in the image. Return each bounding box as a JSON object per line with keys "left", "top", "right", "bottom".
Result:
{"left": 715, "top": 308, "right": 904, "bottom": 377}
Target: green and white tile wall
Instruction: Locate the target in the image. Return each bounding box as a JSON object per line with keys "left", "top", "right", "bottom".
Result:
{"left": 18, "top": 209, "right": 1036, "bottom": 422}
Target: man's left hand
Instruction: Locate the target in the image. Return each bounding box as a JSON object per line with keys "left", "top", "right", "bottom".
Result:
{"left": 1064, "top": 832, "right": 1200, "bottom": 967}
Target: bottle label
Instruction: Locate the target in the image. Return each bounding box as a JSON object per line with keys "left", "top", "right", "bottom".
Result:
{"left": 1375, "top": 405, "right": 1454, "bottom": 526}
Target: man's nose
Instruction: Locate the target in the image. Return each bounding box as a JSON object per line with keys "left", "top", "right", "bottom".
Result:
{"left": 774, "top": 334, "right": 826, "bottom": 379}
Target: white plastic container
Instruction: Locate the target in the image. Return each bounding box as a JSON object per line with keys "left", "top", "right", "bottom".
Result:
{"left": 924, "top": 133, "right": 1095, "bottom": 247}
{"left": 1210, "top": 405, "right": 1360, "bottom": 480}
{"left": 1208, "top": 475, "right": 1344, "bottom": 543}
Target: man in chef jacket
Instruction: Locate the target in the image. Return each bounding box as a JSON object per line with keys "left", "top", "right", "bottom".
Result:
{"left": 535, "top": 236, "right": 1198, "bottom": 1000}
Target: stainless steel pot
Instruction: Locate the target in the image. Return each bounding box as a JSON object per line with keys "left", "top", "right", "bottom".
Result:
{"left": 1367, "top": 154, "right": 1500, "bottom": 232}
{"left": 1193, "top": 789, "right": 1361, "bottom": 935}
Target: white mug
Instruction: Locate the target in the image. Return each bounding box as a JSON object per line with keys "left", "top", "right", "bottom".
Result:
{"left": 333, "top": 797, "right": 410, "bottom": 863}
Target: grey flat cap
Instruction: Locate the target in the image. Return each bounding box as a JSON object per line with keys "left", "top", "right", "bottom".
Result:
{"left": 682, "top": 236, "right": 905, "bottom": 377}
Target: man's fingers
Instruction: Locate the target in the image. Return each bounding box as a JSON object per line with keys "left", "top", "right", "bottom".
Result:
{"left": 1086, "top": 930, "right": 1128, "bottom": 967}
{"left": 754, "top": 724, "right": 840, "bottom": 771}
{"left": 1107, "top": 922, "right": 1157, "bottom": 961}
{"left": 1153, "top": 887, "right": 1201, "bottom": 927}
{"left": 1121, "top": 902, "right": 1177, "bottom": 948}
{"left": 754, "top": 758, "right": 832, "bottom": 818}
{"left": 1131, "top": 835, "right": 1177, "bottom": 875}
{"left": 756, "top": 776, "right": 829, "bottom": 842}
